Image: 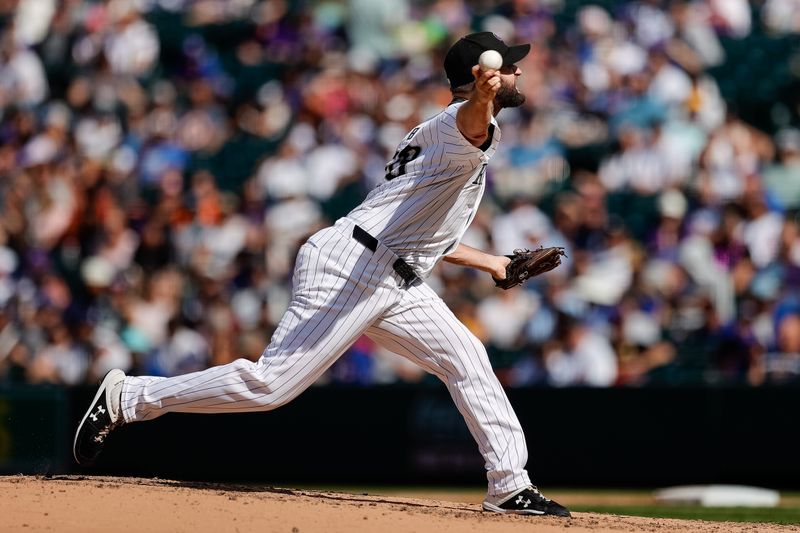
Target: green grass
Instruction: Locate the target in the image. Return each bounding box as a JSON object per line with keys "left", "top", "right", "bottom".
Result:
{"left": 570, "top": 505, "right": 800, "bottom": 525}
{"left": 292, "top": 485, "right": 800, "bottom": 525}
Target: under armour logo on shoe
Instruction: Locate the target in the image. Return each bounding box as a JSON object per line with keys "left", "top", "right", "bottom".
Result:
{"left": 89, "top": 404, "right": 106, "bottom": 422}
{"left": 516, "top": 495, "right": 531, "bottom": 508}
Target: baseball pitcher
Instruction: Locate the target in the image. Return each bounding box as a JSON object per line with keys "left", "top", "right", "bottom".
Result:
{"left": 74, "top": 32, "right": 569, "bottom": 517}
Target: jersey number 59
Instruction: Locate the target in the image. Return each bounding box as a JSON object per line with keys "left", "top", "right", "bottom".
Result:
{"left": 385, "top": 145, "right": 421, "bottom": 181}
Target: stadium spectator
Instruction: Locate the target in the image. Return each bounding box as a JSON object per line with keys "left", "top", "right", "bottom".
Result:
{"left": 1, "top": 0, "right": 800, "bottom": 389}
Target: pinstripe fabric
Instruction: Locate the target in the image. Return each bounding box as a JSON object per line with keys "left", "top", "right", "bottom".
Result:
{"left": 346, "top": 102, "right": 497, "bottom": 277}
{"left": 120, "top": 108, "right": 534, "bottom": 496}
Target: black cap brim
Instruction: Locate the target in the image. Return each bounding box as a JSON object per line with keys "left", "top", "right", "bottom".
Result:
{"left": 503, "top": 44, "right": 531, "bottom": 66}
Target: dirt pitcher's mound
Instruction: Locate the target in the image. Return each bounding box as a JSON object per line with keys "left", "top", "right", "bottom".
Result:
{"left": 0, "top": 476, "right": 792, "bottom": 533}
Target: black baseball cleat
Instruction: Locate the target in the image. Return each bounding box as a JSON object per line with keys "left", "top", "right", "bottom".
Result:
{"left": 73, "top": 369, "right": 126, "bottom": 465}
{"left": 482, "top": 486, "right": 571, "bottom": 517}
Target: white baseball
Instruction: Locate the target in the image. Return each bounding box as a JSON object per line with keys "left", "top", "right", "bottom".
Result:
{"left": 478, "top": 50, "right": 503, "bottom": 71}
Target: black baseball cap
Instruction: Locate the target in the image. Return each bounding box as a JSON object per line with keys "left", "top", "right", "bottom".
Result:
{"left": 443, "top": 32, "right": 531, "bottom": 89}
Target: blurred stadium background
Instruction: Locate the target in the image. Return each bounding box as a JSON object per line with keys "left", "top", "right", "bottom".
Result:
{"left": 1, "top": 0, "right": 800, "bottom": 488}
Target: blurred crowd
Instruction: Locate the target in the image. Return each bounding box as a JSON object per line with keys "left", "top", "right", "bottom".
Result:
{"left": 1, "top": 0, "right": 800, "bottom": 388}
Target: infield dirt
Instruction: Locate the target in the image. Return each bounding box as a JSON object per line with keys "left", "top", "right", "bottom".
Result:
{"left": 0, "top": 475, "right": 795, "bottom": 533}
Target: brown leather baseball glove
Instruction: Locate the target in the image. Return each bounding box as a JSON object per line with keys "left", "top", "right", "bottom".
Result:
{"left": 493, "top": 247, "right": 566, "bottom": 289}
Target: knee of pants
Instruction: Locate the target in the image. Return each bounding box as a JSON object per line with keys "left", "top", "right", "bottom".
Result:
{"left": 250, "top": 358, "right": 313, "bottom": 408}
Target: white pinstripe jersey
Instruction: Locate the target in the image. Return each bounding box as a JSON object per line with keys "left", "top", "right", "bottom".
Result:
{"left": 345, "top": 101, "right": 500, "bottom": 278}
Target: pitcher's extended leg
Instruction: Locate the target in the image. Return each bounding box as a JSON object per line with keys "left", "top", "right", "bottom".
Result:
{"left": 121, "top": 230, "right": 398, "bottom": 422}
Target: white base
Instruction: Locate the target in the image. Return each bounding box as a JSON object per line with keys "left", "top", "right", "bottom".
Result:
{"left": 654, "top": 485, "right": 780, "bottom": 507}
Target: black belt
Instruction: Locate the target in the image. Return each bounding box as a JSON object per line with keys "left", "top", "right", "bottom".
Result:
{"left": 352, "top": 225, "right": 417, "bottom": 286}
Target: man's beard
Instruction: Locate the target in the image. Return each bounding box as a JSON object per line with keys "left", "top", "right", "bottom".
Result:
{"left": 495, "top": 84, "right": 526, "bottom": 109}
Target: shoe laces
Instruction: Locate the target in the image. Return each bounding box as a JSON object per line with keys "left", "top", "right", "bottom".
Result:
{"left": 529, "top": 486, "right": 551, "bottom": 502}
{"left": 92, "top": 420, "right": 121, "bottom": 444}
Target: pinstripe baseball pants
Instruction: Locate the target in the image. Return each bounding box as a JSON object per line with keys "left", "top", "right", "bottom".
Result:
{"left": 120, "top": 218, "right": 532, "bottom": 495}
